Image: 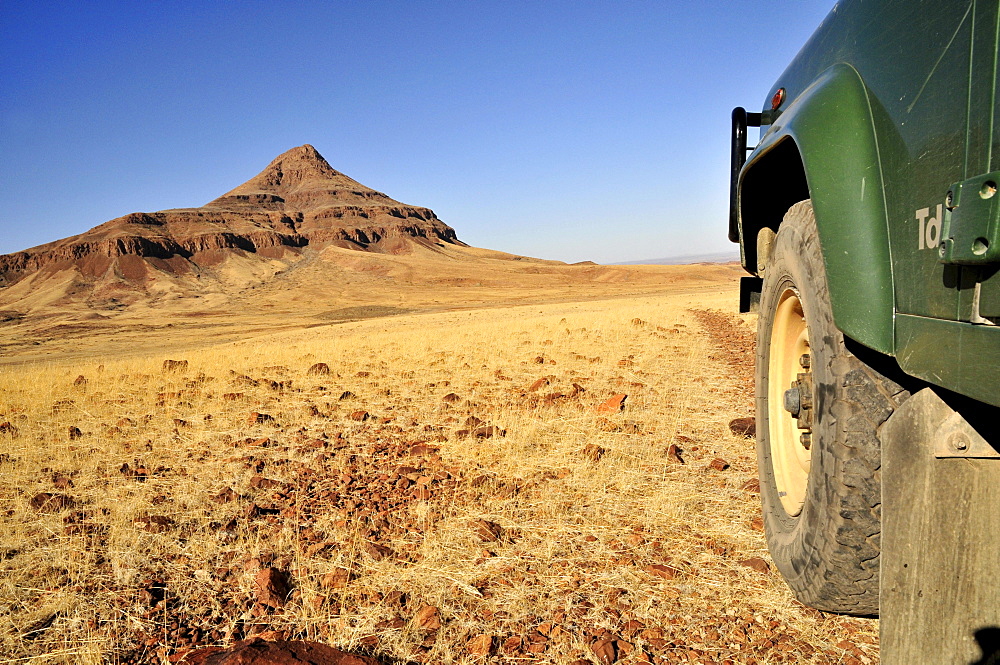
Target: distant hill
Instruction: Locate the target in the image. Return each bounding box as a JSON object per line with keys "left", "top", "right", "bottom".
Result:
{"left": 0, "top": 145, "right": 475, "bottom": 312}
{"left": 612, "top": 252, "right": 740, "bottom": 266}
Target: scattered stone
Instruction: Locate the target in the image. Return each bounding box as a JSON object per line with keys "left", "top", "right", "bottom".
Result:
{"left": 0, "top": 422, "right": 19, "bottom": 437}
{"left": 247, "top": 412, "right": 274, "bottom": 425}
{"left": 177, "top": 638, "right": 381, "bottom": 665}
{"left": 68, "top": 426, "right": 83, "bottom": 440}
{"left": 134, "top": 515, "right": 174, "bottom": 533}
{"left": 466, "top": 634, "right": 493, "bottom": 656}
{"left": 533, "top": 356, "right": 546, "bottom": 364}
{"left": 442, "top": 392, "right": 461, "bottom": 403}
{"left": 249, "top": 476, "right": 285, "bottom": 491}
{"left": 307, "top": 363, "right": 330, "bottom": 376}
{"left": 338, "top": 391, "right": 356, "bottom": 400}
{"left": 52, "top": 473, "right": 74, "bottom": 489}
{"left": 707, "top": 458, "right": 731, "bottom": 471}
{"left": 413, "top": 605, "right": 441, "bottom": 631}
{"left": 223, "top": 393, "right": 244, "bottom": 401}
{"left": 596, "top": 393, "right": 627, "bottom": 414}
{"left": 643, "top": 564, "right": 680, "bottom": 580}
{"left": 665, "top": 444, "right": 684, "bottom": 464}
{"left": 470, "top": 519, "right": 504, "bottom": 542}
{"left": 20, "top": 612, "right": 58, "bottom": 640}
{"left": 73, "top": 375, "right": 87, "bottom": 386}
{"left": 472, "top": 425, "right": 504, "bottom": 439}
{"left": 212, "top": 487, "right": 238, "bottom": 504}
{"left": 528, "top": 377, "right": 550, "bottom": 392}
{"left": 319, "top": 568, "right": 354, "bottom": 589}
{"left": 581, "top": 444, "right": 606, "bottom": 462}
{"left": 591, "top": 637, "right": 618, "bottom": 664}
{"left": 729, "top": 416, "right": 756, "bottom": 437}
{"left": 29, "top": 493, "right": 75, "bottom": 512}
{"left": 254, "top": 568, "right": 291, "bottom": 609}
{"left": 741, "top": 478, "right": 761, "bottom": 493}
{"left": 365, "top": 542, "right": 394, "bottom": 560}
{"left": 739, "top": 557, "right": 771, "bottom": 574}
{"left": 349, "top": 410, "right": 369, "bottom": 422}
{"left": 162, "top": 359, "right": 189, "bottom": 372}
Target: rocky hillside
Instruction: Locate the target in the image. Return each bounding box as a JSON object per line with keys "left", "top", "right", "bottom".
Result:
{"left": 0, "top": 146, "right": 462, "bottom": 305}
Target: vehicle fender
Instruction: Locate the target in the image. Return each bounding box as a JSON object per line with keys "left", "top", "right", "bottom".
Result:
{"left": 740, "top": 63, "right": 895, "bottom": 355}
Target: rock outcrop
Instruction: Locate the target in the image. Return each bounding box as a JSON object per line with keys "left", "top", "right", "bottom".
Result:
{"left": 0, "top": 145, "right": 462, "bottom": 296}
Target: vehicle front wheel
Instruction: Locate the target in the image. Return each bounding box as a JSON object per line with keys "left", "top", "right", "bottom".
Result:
{"left": 756, "top": 200, "right": 910, "bottom": 615}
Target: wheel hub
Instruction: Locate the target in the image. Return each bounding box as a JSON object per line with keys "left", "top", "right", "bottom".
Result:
{"left": 768, "top": 288, "right": 813, "bottom": 516}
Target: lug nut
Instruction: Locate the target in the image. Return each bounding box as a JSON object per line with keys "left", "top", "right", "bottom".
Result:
{"left": 783, "top": 386, "right": 801, "bottom": 416}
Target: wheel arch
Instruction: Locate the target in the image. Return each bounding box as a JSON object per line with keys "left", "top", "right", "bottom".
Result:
{"left": 738, "top": 63, "right": 896, "bottom": 355}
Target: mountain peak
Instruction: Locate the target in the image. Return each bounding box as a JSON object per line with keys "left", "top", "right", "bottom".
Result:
{"left": 205, "top": 145, "right": 397, "bottom": 211}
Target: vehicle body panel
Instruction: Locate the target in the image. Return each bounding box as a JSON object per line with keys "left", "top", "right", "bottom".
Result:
{"left": 735, "top": 0, "right": 1000, "bottom": 407}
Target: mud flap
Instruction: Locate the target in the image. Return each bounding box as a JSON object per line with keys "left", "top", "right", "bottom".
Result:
{"left": 880, "top": 388, "right": 1000, "bottom": 664}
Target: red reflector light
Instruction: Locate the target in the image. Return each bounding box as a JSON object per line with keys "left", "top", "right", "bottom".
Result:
{"left": 771, "top": 88, "right": 786, "bottom": 110}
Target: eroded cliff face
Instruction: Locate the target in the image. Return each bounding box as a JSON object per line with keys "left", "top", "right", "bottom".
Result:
{"left": 0, "top": 145, "right": 463, "bottom": 293}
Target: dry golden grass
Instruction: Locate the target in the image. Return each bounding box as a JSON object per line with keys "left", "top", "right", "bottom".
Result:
{"left": 0, "top": 278, "right": 878, "bottom": 664}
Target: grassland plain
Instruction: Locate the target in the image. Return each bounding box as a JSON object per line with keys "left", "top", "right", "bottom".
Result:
{"left": 0, "top": 281, "right": 879, "bottom": 664}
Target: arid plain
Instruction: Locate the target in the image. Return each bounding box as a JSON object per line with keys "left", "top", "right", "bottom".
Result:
{"left": 0, "top": 147, "right": 878, "bottom": 664}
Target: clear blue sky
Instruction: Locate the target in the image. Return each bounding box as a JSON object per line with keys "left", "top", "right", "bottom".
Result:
{"left": 1, "top": 1, "right": 833, "bottom": 264}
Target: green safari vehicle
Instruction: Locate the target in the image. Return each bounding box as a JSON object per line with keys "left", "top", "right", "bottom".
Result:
{"left": 730, "top": 0, "right": 999, "bottom": 661}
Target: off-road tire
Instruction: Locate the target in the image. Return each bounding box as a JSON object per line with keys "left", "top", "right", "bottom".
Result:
{"left": 756, "top": 200, "right": 910, "bottom": 615}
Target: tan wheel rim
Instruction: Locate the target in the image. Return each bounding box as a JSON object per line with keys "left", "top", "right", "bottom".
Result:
{"left": 768, "top": 288, "right": 812, "bottom": 516}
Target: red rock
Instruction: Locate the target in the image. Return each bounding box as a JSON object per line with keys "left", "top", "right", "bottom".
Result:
{"left": 442, "top": 393, "right": 461, "bottom": 403}
{"left": 591, "top": 638, "right": 618, "bottom": 664}
{"left": 596, "top": 393, "right": 627, "bottom": 414}
{"left": 707, "top": 458, "right": 731, "bottom": 471}
{"left": 247, "top": 412, "right": 274, "bottom": 425}
{"left": 501, "top": 636, "right": 523, "bottom": 654}
{"left": 134, "top": 515, "right": 174, "bottom": 533}
{"left": 729, "top": 417, "right": 756, "bottom": 437}
{"left": 413, "top": 605, "right": 441, "bottom": 631}
{"left": 741, "top": 478, "right": 760, "bottom": 493}
{"left": 73, "top": 374, "right": 87, "bottom": 386}
{"left": 213, "top": 487, "right": 238, "bottom": 504}
{"left": 307, "top": 363, "right": 330, "bottom": 376}
{"left": 319, "top": 568, "right": 353, "bottom": 589}
{"left": 473, "top": 425, "right": 504, "bottom": 438}
{"left": 254, "top": 568, "right": 291, "bottom": 609}
{"left": 581, "top": 444, "right": 606, "bottom": 462}
{"left": 338, "top": 391, "right": 356, "bottom": 400}
{"left": 349, "top": 410, "right": 369, "bottom": 422}
{"left": 223, "top": 393, "right": 244, "bottom": 401}
{"left": 533, "top": 356, "right": 546, "bottom": 364}
{"left": 0, "top": 421, "right": 19, "bottom": 437}
{"left": 365, "top": 543, "right": 394, "bottom": 560}
{"left": 162, "top": 360, "right": 189, "bottom": 372}
{"left": 68, "top": 426, "right": 83, "bottom": 440}
{"left": 471, "top": 519, "right": 504, "bottom": 542}
{"left": 665, "top": 444, "right": 684, "bottom": 464}
{"left": 249, "top": 476, "right": 284, "bottom": 491}
{"left": 643, "top": 564, "right": 680, "bottom": 580}
{"left": 176, "top": 638, "right": 381, "bottom": 664}
{"left": 29, "top": 492, "right": 75, "bottom": 512}
{"left": 52, "top": 474, "right": 74, "bottom": 489}
{"left": 528, "top": 377, "right": 550, "bottom": 392}
{"left": 738, "top": 557, "right": 770, "bottom": 574}
{"left": 466, "top": 634, "right": 493, "bottom": 656}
